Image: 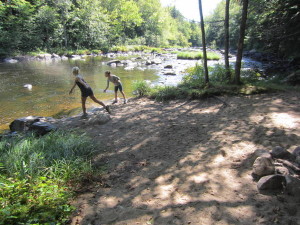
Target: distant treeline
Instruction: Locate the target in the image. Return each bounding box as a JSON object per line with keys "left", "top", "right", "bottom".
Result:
{"left": 0, "top": 0, "right": 202, "bottom": 56}
{"left": 0, "top": 0, "right": 299, "bottom": 60}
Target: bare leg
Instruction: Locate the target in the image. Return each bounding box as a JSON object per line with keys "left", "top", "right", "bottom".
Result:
{"left": 81, "top": 97, "right": 87, "bottom": 115}
{"left": 114, "top": 91, "right": 118, "bottom": 102}
{"left": 120, "top": 90, "right": 126, "bottom": 101}
{"left": 90, "top": 95, "right": 111, "bottom": 113}
{"left": 90, "top": 95, "right": 106, "bottom": 107}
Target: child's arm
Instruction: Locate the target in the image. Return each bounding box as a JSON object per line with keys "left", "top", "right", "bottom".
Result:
{"left": 104, "top": 79, "right": 110, "bottom": 92}
{"left": 69, "top": 82, "right": 76, "bottom": 94}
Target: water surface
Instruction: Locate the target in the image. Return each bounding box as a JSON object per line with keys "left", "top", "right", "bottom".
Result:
{"left": 0, "top": 56, "right": 159, "bottom": 131}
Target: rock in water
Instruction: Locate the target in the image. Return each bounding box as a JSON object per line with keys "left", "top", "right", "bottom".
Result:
{"left": 23, "top": 84, "right": 33, "bottom": 90}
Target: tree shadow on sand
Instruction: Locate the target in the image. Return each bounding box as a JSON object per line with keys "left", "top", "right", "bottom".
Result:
{"left": 70, "top": 92, "right": 300, "bottom": 225}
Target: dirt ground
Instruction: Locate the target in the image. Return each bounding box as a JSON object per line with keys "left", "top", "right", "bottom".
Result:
{"left": 69, "top": 91, "right": 300, "bottom": 225}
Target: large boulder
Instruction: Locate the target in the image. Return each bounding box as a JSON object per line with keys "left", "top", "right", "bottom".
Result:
{"left": 10, "top": 116, "right": 41, "bottom": 132}
{"left": 9, "top": 116, "right": 56, "bottom": 132}
{"left": 29, "top": 121, "right": 57, "bottom": 136}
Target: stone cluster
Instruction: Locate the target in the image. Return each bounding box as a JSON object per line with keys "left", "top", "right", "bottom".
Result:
{"left": 252, "top": 146, "right": 300, "bottom": 200}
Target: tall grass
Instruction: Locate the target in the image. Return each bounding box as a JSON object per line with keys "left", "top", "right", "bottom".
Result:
{"left": 132, "top": 63, "right": 296, "bottom": 101}
{"left": 132, "top": 80, "right": 152, "bottom": 96}
{"left": 176, "top": 51, "right": 221, "bottom": 60}
{"left": 0, "top": 131, "right": 98, "bottom": 224}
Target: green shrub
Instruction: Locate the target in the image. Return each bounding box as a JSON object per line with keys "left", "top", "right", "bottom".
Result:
{"left": 110, "top": 46, "right": 129, "bottom": 52}
{"left": 0, "top": 131, "right": 98, "bottom": 224}
{"left": 0, "top": 175, "right": 73, "bottom": 224}
{"left": 132, "top": 80, "right": 152, "bottom": 97}
{"left": 76, "top": 49, "right": 90, "bottom": 55}
{"left": 91, "top": 49, "right": 102, "bottom": 55}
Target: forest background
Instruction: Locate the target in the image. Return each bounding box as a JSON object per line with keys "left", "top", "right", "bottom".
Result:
{"left": 0, "top": 0, "right": 299, "bottom": 61}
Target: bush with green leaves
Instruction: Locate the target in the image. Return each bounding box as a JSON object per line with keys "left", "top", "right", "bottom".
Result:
{"left": 0, "top": 131, "right": 98, "bottom": 224}
{"left": 132, "top": 80, "right": 152, "bottom": 97}
{"left": 0, "top": 175, "right": 74, "bottom": 224}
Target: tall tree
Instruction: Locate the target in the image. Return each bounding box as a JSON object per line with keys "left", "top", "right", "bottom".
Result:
{"left": 198, "top": 0, "right": 209, "bottom": 84}
{"left": 234, "top": 0, "right": 249, "bottom": 84}
{"left": 224, "top": 0, "right": 231, "bottom": 81}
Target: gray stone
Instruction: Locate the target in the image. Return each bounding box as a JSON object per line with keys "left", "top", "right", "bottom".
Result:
{"left": 164, "top": 65, "right": 173, "bottom": 69}
{"left": 29, "top": 121, "right": 57, "bottom": 136}
{"left": 270, "top": 146, "right": 290, "bottom": 159}
{"left": 163, "top": 70, "right": 176, "bottom": 75}
{"left": 257, "top": 175, "right": 286, "bottom": 191}
{"left": 145, "top": 60, "right": 152, "bottom": 65}
{"left": 296, "top": 156, "right": 300, "bottom": 165}
{"left": 4, "top": 58, "right": 18, "bottom": 63}
{"left": 107, "top": 60, "right": 121, "bottom": 66}
{"left": 9, "top": 116, "right": 41, "bottom": 132}
{"left": 285, "top": 175, "right": 300, "bottom": 199}
{"left": 87, "top": 113, "right": 111, "bottom": 125}
{"left": 292, "top": 146, "right": 300, "bottom": 158}
{"left": 275, "top": 166, "right": 289, "bottom": 175}
{"left": 253, "top": 156, "right": 275, "bottom": 177}
{"left": 253, "top": 149, "right": 271, "bottom": 159}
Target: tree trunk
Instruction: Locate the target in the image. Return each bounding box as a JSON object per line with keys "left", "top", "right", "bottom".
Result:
{"left": 234, "top": 0, "right": 249, "bottom": 85}
{"left": 198, "top": 0, "right": 209, "bottom": 84}
{"left": 224, "top": 0, "right": 231, "bottom": 81}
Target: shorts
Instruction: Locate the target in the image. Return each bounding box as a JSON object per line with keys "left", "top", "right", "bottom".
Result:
{"left": 81, "top": 87, "right": 94, "bottom": 98}
{"left": 114, "top": 83, "right": 123, "bottom": 92}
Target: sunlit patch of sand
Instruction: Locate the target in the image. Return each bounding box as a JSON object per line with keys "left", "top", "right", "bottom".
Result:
{"left": 270, "top": 112, "right": 299, "bottom": 129}
{"left": 97, "top": 196, "right": 122, "bottom": 208}
{"left": 187, "top": 173, "right": 209, "bottom": 184}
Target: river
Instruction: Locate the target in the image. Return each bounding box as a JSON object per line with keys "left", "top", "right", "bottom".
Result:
{"left": 0, "top": 53, "right": 261, "bottom": 132}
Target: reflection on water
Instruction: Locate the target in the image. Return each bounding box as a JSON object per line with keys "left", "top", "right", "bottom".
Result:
{"left": 0, "top": 56, "right": 159, "bottom": 131}
{"left": 0, "top": 54, "right": 261, "bottom": 132}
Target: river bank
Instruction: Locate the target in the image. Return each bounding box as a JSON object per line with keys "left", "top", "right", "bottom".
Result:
{"left": 66, "top": 91, "right": 300, "bottom": 225}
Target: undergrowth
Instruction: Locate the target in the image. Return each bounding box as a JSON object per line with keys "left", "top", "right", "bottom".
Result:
{"left": 0, "top": 131, "right": 99, "bottom": 224}
{"left": 132, "top": 63, "right": 298, "bottom": 101}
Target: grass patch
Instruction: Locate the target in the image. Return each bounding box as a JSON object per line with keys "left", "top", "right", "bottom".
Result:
{"left": 132, "top": 63, "right": 298, "bottom": 102}
{"left": 0, "top": 131, "right": 99, "bottom": 224}
{"left": 132, "top": 80, "right": 152, "bottom": 97}
{"left": 175, "top": 51, "right": 221, "bottom": 60}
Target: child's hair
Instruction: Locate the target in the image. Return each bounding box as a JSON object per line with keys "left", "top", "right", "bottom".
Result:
{"left": 105, "top": 71, "right": 111, "bottom": 75}
{"left": 72, "top": 67, "right": 80, "bottom": 74}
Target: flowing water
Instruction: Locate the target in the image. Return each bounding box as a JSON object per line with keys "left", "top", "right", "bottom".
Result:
{"left": 0, "top": 55, "right": 162, "bottom": 131}
{"left": 0, "top": 53, "right": 262, "bottom": 132}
